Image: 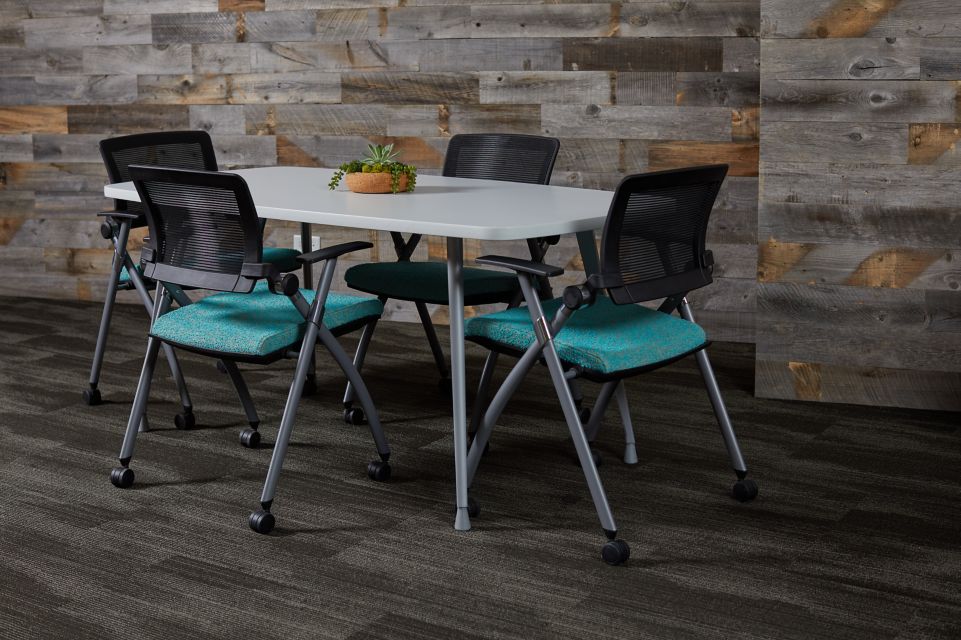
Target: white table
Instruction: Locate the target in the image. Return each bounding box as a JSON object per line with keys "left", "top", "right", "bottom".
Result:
{"left": 106, "top": 166, "right": 614, "bottom": 531}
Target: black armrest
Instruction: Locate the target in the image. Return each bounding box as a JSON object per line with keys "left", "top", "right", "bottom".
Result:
{"left": 240, "top": 262, "right": 281, "bottom": 279}
{"left": 97, "top": 211, "right": 140, "bottom": 221}
{"left": 297, "top": 241, "right": 373, "bottom": 264}
{"left": 475, "top": 255, "right": 564, "bottom": 278}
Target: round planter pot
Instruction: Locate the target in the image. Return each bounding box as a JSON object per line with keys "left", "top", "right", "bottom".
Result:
{"left": 344, "top": 172, "right": 409, "bottom": 194}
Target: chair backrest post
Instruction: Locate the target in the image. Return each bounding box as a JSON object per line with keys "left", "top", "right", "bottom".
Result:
{"left": 129, "top": 165, "right": 263, "bottom": 294}
{"left": 597, "top": 165, "right": 729, "bottom": 305}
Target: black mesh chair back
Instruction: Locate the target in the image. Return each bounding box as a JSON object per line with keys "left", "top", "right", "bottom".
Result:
{"left": 598, "top": 165, "right": 728, "bottom": 305}
{"left": 130, "top": 165, "right": 262, "bottom": 294}
{"left": 100, "top": 131, "right": 218, "bottom": 226}
{"left": 443, "top": 134, "right": 559, "bottom": 184}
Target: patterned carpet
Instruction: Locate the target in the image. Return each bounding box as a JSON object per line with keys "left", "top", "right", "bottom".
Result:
{"left": 0, "top": 294, "right": 959, "bottom": 639}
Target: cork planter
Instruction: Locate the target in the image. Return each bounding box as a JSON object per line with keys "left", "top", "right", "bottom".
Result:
{"left": 344, "top": 172, "right": 409, "bottom": 194}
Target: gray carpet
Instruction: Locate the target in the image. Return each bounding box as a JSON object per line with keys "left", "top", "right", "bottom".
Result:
{"left": 0, "top": 294, "right": 959, "bottom": 639}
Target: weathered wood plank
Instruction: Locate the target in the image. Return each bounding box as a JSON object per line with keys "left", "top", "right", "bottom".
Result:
{"left": 245, "top": 104, "right": 391, "bottom": 135}
{"left": 675, "top": 72, "right": 759, "bottom": 107}
{"left": 342, "top": 72, "right": 478, "bottom": 105}
{"left": 563, "top": 37, "right": 724, "bottom": 72}
{"left": 648, "top": 141, "right": 759, "bottom": 176}
{"left": 542, "top": 104, "right": 733, "bottom": 140}
{"left": 760, "top": 0, "right": 961, "bottom": 39}
{"left": 620, "top": 1, "right": 759, "bottom": 38}
{"left": 762, "top": 122, "right": 908, "bottom": 164}
{"left": 471, "top": 4, "right": 615, "bottom": 39}
{"left": 228, "top": 71, "right": 341, "bottom": 104}
{"left": 553, "top": 138, "right": 620, "bottom": 173}
{"left": 249, "top": 41, "right": 394, "bottom": 73}
{"left": 920, "top": 38, "right": 961, "bottom": 81}
{"left": 22, "top": 15, "right": 151, "bottom": 48}
{"left": 0, "top": 162, "right": 106, "bottom": 192}
{"left": 479, "top": 71, "right": 611, "bottom": 105}
{"left": 376, "top": 6, "right": 471, "bottom": 40}
{"left": 761, "top": 79, "right": 960, "bottom": 123}
{"left": 615, "top": 72, "right": 676, "bottom": 106}
{"left": 32, "top": 134, "right": 104, "bottom": 163}
{"left": 211, "top": 134, "right": 276, "bottom": 167}
{"left": 67, "top": 105, "right": 189, "bottom": 134}
{"left": 82, "top": 44, "right": 193, "bottom": 75}
{"left": 0, "top": 46, "right": 82, "bottom": 75}
{"left": 22, "top": 0, "right": 104, "bottom": 19}
{"left": 0, "top": 75, "right": 137, "bottom": 106}
{"left": 763, "top": 38, "right": 920, "bottom": 80}
{"left": 732, "top": 105, "right": 759, "bottom": 141}
{"left": 0, "top": 107, "right": 67, "bottom": 134}
{"left": 276, "top": 135, "right": 447, "bottom": 169}
{"left": 152, "top": 11, "right": 239, "bottom": 44}
{"left": 136, "top": 74, "right": 228, "bottom": 105}
{"left": 192, "top": 43, "right": 252, "bottom": 74}
{"left": 723, "top": 36, "right": 759, "bottom": 72}
{"left": 0, "top": 135, "right": 32, "bottom": 162}
{"left": 221, "top": 0, "right": 266, "bottom": 11}
{"left": 189, "top": 104, "right": 246, "bottom": 134}
{"left": 755, "top": 358, "right": 961, "bottom": 411}
{"left": 244, "top": 9, "right": 316, "bottom": 42}
{"left": 104, "top": 0, "right": 217, "bottom": 14}
{"left": 908, "top": 122, "right": 961, "bottom": 165}
{"left": 382, "top": 38, "right": 562, "bottom": 72}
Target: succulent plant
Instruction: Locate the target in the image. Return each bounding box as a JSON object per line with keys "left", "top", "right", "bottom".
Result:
{"left": 328, "top": 141, "right": 417, "bottom": 193}
{"left": 362, "top": 143, "right": 400, "bottom": 167}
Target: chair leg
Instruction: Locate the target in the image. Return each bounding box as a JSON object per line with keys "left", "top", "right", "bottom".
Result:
{"left": 221, "top": 360, "right": 261, "bottom": 448}
{"left": 584, "top": 380, "right": 618, "bottom": 442}
{"left": 109, "top": 334, "right": 162, "bottom": 489}
{"left": 342, "top": 318, "right": 378, "bottom": 425}
{"left": 415, "top": 301, "right": 450, "bottom": 388}
{"left": 541, "top": 340, "right": 630, "bottom": 565}
{"left": 613, "top": 382, "right": 638, "bottom": 465}
{"left": 249, "top": 322, "right": 320, "bottom": 534}
{"left": 84, "top": 227, "right": 129, "bottom": 406}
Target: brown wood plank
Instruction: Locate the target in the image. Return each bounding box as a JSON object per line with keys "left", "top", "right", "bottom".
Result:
{"left": 563, "top": 37, "right": 724, "bottom": 72}
{"left": 761, "top": 0, "right": 961, "bottom": 38}
{"left": 648, "top": 141, "right": 759, "bottom": 176}
{"left": 908, "top": 123, "right": 961, "bottom": 165}
{"left": 0, "top": 107, "right": 67, "bottom": 134}
{"left": 245, "top": 104, "right": 391, "bottom": 135}
{"left": 0, "top": 162, "right": 106, "bottom": 192}
{"left": 67, "top": 105, "right": 189, "bottom": 134}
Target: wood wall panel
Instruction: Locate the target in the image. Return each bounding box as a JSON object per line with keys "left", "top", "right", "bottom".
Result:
{"left": 0, "top": 1, "right": 759, "bottom": 342}
{"left": 758, "top": 1, "right": 961, "bottom": 410}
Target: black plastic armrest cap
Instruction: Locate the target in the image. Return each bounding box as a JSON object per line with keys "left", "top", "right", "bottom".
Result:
{"left": 475, "top": 255, "right": 564, "bottom": 278}
{"left": 240, "top": 262, "right": 281, "bottom": 279}
{"left": 297, "top": 241, "right": 373, "bottom": 264}
{"left": 97, "top": 211, "right": 140, "bottom": 221}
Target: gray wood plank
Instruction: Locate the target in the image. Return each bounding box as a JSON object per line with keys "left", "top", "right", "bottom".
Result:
{"left": 376, "top": 6, "right": 471, "bottom": 40}
{"left": 0, "top": 135, "right": 32, "bottom": 162}
{"left": 615, "top": 71, "right": 676, "bottom": 106}
{"left": 0, "top": 75, "right": 137, "bottom": 106}
{"left": 228, "top": 71, "right": 341, "bottom": 104}
{"left": 136, "top": 74, "right": 228, "bottom": 105}
{"left": 382, "top": 38, "right": 562, "bottom": 72}
{"left": 245, "top": 104, "right": 391, "bottom": 135}
{"left": 676, "top": 72, "right": 760, "bottom": 107}
{"left": 760, "top": 0, "right": 961, "bottom": 39}
{"left": 723, "top": 36, "right": 759, "bottom": 72}
{"left": 82, "top": 44, "right": 192, "bottom": 75}
{"left": 0, "top": 46, "right": 82, "bottom": 75}
{"left": 103, "top": 0, "right": 217, "bottom": 14}
{"left": 920, "top": 38, "right": 961, "bottom": 81}
{"left": 620, "top": 1, "right": 760, "bottom": 38}
{"left": 479, "top": 71, "right": 611, "bottom": 105}
{"left": 189, "top": 104, "right": 246, "bottom": 134}
{"left": 152, "top": 11, "right": 238, "bottom": 45}
{"left": 192, "top": 43, "right": 252, "bottom": 74}
{"left": 763, "top": 38, "right": 921, "bottom": 80}
{"left": 249, "top": 41, "right": 395, "bottom": 73}
{"left": 22, "top": 15, "right": 151, "bottom": 48}
{"left": 542, "top": 104, "right": 733, "bottom": 140}
{"left": 342, "top": 72, "right": 478, "bottom": 105}
{"left": 471, "top": 4, "right": 614, "bottom": 39}
{"left": 761, "top": 122, "right": 908, "bottom": 164}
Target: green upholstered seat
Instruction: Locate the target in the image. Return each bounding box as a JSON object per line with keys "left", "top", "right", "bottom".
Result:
{"left": 465, "top": 296, "right": 707, "bottom": 377}
{"left": 118, "top": 265, "right": 133, "bottom": 284}
{"left": 151, "top": 281, "right": 382, "bottom": 358}
{"left": 345, "top": 261, "right": 521, "bottom": 306}
{"left": 262, "top": 247, "right": 301, "bottom": 273}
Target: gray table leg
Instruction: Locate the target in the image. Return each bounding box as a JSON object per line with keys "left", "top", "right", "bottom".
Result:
{"left": 447, "top": 237, "right": 471, "bottom": 531}
{"left": 300, "top": 221, "right": 312, "bottom": 289}
{"left": 576, "top": 230, "right": 599, "bottom": 276}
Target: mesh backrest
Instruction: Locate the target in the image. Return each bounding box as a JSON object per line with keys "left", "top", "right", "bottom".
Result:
{"left": 130, "top": 166, "right": 261, "bottom": 293}
{"left": 100, "top": 131, "right": 218, "bottom": 224}
{"left": 443, "top": 134, "right": 559, "bottom": 185}
{"left": 599, "top": 165, "right": 728, "bottom": 304}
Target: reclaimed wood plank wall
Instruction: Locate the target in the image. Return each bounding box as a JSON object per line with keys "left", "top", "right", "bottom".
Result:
{"left": 758, "top": 0, "right": 961, "bottom": 410}
{"left": 0, "top": 0, "right": 760, "bottom": 344}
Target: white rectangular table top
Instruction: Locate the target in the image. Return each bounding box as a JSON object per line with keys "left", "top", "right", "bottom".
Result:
{"left": 104, "top": 166, "right": 613, "bottom": 241}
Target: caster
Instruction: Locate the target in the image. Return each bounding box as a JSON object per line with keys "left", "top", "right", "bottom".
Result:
{"left": 174, "top": 411, "right": 195, "bottom": 430}
{"left": 578, "top": 406, "right": 591, "bottom": 424}
{"left": 468, "top": 496, "right": 480, "bottom": 518}
{"left": 216, "top": 360, "right": 228, "bottom": 374}
{"left": 248, "top": 509, "right": 275, "bottom": 534}
{"left": 343, "top": 406, "right": 366, "bottom": 425}
{"left": 367, "top": 460, "right": 391, "bottom": 482}
{"left": 110, "top": 466, "right": 134, "bottom": 489}
{"left": 732, "top": 478, "right": 758, "bottom": 502}
{"left": 239, "top": 428, "right": 260, "bottom": 448}
{"left": 82, "top": 388, "right": 102, "bottom": 406}
{"left": 602, "top": 539, "right": 631, "bottom": 566}
{"left": 302, "top": 375, "right": 317, "bottom": 397}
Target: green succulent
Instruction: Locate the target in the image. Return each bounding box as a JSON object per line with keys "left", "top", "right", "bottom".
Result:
{"left": 363, "top": 143, "right": 400, "bottom": 167}
{"left": 328, "top": 142, "right": 417, "bottom": 193}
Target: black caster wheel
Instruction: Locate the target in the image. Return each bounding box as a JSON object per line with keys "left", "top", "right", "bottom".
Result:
{"left": 468, "top": 496, "right": 480, "bottom": 518}
{"left": 578, "top": 406, "right": 591, "bottom": 424}
{"left": 240, "top": 428, "right": 260, "bottom": 448}
{"left": 302, "top": 375, "right": 317, "bottom": 397}
{"left": 343, "top": 406, "right": 366, "bottom": 425}
{"left": 82, "top": 388, "right": 102, "bottom": 406}
{"left": 174, "top": 411, "right": 195, "bottom": 430}
{"left": 602, "top": 539, "right": 630, "bottom": 566}
{"left": 110, "top": 466, "right": 134, "bottom": 489}
{"left": 732, "top": 478, "right": 758, "bottom": 502}
{"left": 367, "top": 460, "right": 391, "bottom": 482}
{"left": 248, "top": 509, "right": 275, "bottom": 535}
{"left": 216, "top": 360, "right": 228, "bottom": 374}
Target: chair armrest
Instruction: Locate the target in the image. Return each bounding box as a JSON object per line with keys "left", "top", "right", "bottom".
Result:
{"left": 297, "top": 241, "right": 373, "bottom": 264}
{"left": 475, "top": 255, "right": 564, "bottom": 278}
{"left": 240, "top": 262, "right": 282, "bottom": 280}
{"left": 97, "top": 211, "right": 140, "bottom": 221}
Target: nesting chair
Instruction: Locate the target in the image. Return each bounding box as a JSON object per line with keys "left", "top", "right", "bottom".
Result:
{"left": 108, "top": 166, "right": 392, "bottom": 536}
{"left": 84, "top": 131, "right": 302, "bottom": 425}
{"left": 340, "top": 133, "right": 561, "bottom": 424}
{"left": 463, "top": 165, "right": 757, "bottom": 565}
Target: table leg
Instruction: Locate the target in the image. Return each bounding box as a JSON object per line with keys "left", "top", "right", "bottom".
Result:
{"left": 446, "top": 237, "right": 471, "bottom": 531}
{"left": 576, "top": 230, "right": 599, "bottom": 276}
{"left": 300, "top": 221, "right": 313, "bottom": 289}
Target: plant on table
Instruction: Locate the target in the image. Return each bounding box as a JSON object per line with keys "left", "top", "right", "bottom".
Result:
{"left": 328, "top": 143, "right": 417, "bottom": 194}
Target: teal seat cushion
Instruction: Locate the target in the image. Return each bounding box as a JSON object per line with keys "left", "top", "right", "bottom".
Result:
{"left": 465, "top": 296, "right": 707, "bottom": 376}
{"left": 151, "top": 281, "right": 382, "bottom": 358}
{"left": 263, "top": 247, "right": 301, "bottom": 272}
{"left": 118, "top": 265, "right": 133, "bottom": 283}
{"left": 345, "top": 261, "right": 521, "bottom": 305}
